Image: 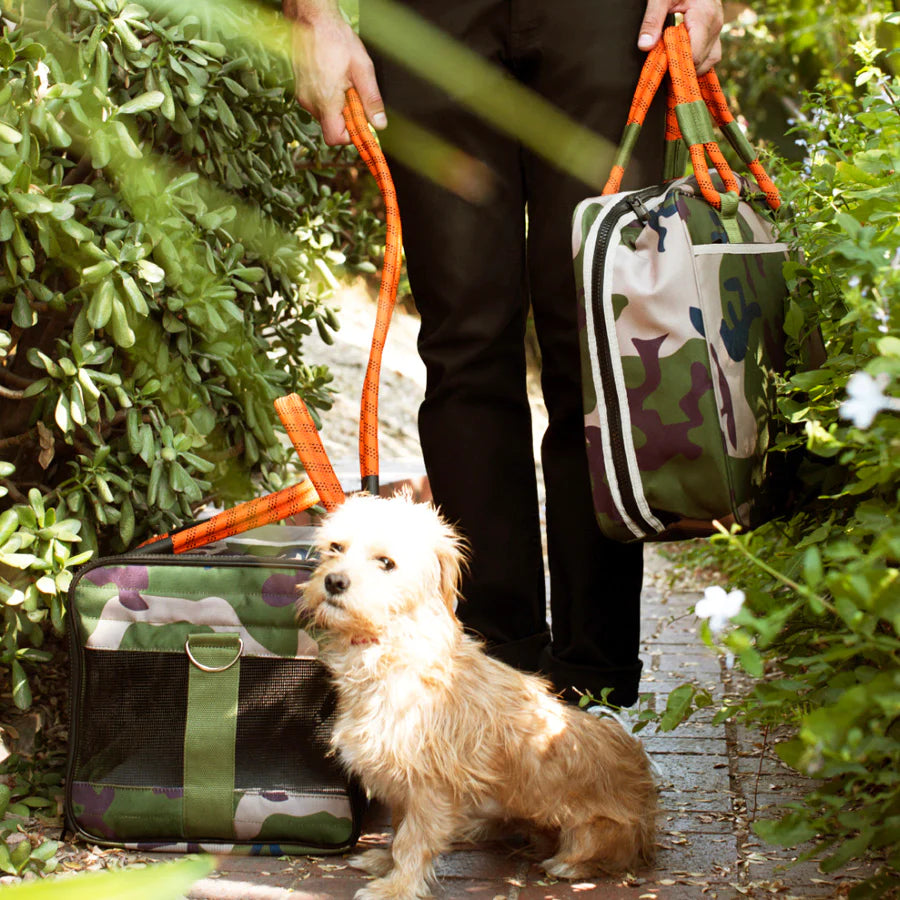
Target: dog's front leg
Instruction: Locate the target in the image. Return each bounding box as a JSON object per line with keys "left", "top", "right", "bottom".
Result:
{"left": 354, "top": 796, "right": 456, "bottom": 900}
{"left": 349, "top": 806, "right": 405, "bottom": 878}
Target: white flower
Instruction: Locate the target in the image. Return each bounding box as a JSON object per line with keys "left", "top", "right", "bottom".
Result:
{"left": 34, "top": 61, "right": 50, "bottom": 100}
{"left": 696, "top": 586, "right": 745, "bottom": 634}
{"left": 839, "top": 371, "right": 898, "bottom": 429}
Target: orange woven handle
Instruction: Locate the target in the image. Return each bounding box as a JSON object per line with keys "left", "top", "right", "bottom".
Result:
{"left": 343, "top": 88, "right": 403, "bottom": 493}
{"left": 602, "top": 40, "right": 668, "bottom": 194}
{"left": 664, "top": 25, "right": 740, "bottom": 209}
{"left": 603, "top": 23, "right": 780, "bottom": 211}
{"left": 137, "top": 478, "right": 320, "bottom": 553}
{"left": 698, "top": 68, "right": 780, "bottom": 209}
{"left": 170, "top": 480, "right": 319, "bottom": 552}
{"left": 274, "top": 393, "right": 345, "bottom": 512}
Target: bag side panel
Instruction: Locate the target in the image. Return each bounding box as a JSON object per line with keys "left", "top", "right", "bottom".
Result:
{"left": 611, "top": 190, "right": 732, "bottom": 525}
{"left": 576, "top": 197, "right": 637, "bottom": 542}
{"left": 691, "top": 223, "right": 789, "bottom": 526}
{"left": 67, "top": 554, "right": 362, "bottom": 853}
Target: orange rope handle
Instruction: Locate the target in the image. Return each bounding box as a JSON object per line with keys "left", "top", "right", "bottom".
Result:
{"left": 697, "top": 68, "right": 734, "bottom": 128}
{"left": 274, "top": 393, "right": 345, "bottom": 512}
{"left": 171, "top": 480, "right": 320, "bottom": 552}
{"left": 602, "top": 42, "right": 668, "bottom": 195}
{"left": 699, "top": 68, "right": 780, "bottom": 210}
{"left": 627, "top": 40, "right": 668, "bottom": 127}
{"left": 343, "top": 89, "right": 403, "bottom": 488}
{"left": 604, "top": 24, "right": 780, "bottom": 211}
{"left": 137, "top": 478, "right": 321, "bottom": 553}
{"left": 664, "top": 25, "right": 739, "bottom": 211}
{"left": 665, "top": 88, "right": 680, "bottom": 144}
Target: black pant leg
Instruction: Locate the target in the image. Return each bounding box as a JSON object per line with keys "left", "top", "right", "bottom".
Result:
{"left": 363, "top": 2, "right": 552, "bottom": 671}
{"left": 362, "top": 0, "right": 666, "bottom": 704}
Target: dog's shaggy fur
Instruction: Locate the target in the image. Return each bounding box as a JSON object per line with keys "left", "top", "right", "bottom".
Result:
{"left": 300, "top": 492, "right": 656, "bottom": 900}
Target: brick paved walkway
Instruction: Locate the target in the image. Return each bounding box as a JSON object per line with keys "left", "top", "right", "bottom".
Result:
{"left": 173, "top": 547, "right": 870, "bottom": 900}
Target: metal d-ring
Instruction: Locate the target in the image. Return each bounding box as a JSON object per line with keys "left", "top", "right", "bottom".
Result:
{"left": 184, "top": 635, "right": 244, "bottom": 672}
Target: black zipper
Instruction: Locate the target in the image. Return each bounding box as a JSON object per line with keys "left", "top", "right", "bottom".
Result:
{"left": 589, "top": 184, "right": 670, "bottom": 537}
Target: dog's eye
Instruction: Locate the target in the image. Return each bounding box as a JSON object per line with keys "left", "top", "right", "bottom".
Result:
{"left": 328, "top": 542, "right": 345, "bottom": 554}
{"left": 376, "top": 556, "right": 396, "bottom": 572}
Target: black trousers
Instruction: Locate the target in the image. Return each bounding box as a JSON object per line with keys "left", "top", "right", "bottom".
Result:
{"left": 362, "top": 0, "right": 665, "bottom": 706}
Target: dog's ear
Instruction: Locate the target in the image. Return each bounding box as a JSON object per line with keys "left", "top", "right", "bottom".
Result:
{"left": 434, "top": 520, "right": 467, "bottom": 619}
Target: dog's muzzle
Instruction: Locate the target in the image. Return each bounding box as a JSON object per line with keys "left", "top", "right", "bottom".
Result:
{"left": 324, "top": 572, "right": 350, "bottom": 597}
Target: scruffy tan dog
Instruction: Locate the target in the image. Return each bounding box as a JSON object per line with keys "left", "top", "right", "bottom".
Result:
{"left": 300, "top": 491, "right": 656, "bottom": 900}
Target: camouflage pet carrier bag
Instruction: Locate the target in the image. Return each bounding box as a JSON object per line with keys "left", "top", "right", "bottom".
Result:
{"left": 65, "top": 488, "right": 365, "bottom": 855}
{"left": 63, "top": 344, "right": 375, "bottom": 856}
{"left": 573, "top": 25, "right": 792, "bottom": 542}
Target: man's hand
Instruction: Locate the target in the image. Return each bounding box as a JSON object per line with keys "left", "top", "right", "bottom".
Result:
{"left": 284, "top": 0, "right": 386, "bottom": 145}
{"left": 637, "top": 0, "right": 724, "bottom": 75}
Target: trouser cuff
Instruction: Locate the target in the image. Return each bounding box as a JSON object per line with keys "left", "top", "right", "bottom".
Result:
{"left": 476, "top": 629, "right": 551, "bottom": 674}
{"left": 539, "top": 648, "right": 643, "bottom": 708}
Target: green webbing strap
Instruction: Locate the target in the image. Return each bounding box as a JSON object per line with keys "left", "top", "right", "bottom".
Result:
{"left": 721, "top": 119, "right": 757, "bottom": 166}
{"left": 719, "top": 191, "right": 743, "bottom": 243}
{"left": 674, "top": 99, "right": 716, "bottom": 148}
{"left": 183, "top": 632, "right": 242, "bottom": 840}
{"left": 663, "top": 139, "right": 688, "bottom": 181}
{"left": 611, "top": 121, "right": 642, "bottom": 175}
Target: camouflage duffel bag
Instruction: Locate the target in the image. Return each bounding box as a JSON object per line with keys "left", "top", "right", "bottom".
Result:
{"left": 65, "top": 523, "right": 365, "bottom": 855}
{"left": 573, "top": 25, "right": 799, "bottom": 543}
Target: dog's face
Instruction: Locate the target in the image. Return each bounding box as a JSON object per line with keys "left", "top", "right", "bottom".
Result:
{"left": 300, "top": 492, "right": 466, "bottom": 644}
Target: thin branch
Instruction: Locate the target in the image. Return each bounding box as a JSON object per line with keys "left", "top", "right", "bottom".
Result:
{"left": 0, "top": 429, "right": 34, "bottom": 450}
{"left": 0, "top": 369, "right": 37, "bottom": 389}
{"left": 1, "top": 479, "right": 27, "bottom": 504}
{"left": 62, "top": 154, "right": 95, "bottom": 187}
{"left": 0, "top": 384, "right": 27, "bottom": 399}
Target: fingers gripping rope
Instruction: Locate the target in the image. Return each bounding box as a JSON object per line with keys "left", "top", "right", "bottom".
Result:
{"left": 343, "top": 89, "right": 403, "bottom": 492}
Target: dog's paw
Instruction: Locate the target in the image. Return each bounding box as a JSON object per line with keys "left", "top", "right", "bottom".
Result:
{"left": 353, "top": 875, "right": 432, "bottom": 900}
{"left": 541, "top": 856, "right": 588, "bottom": 881}
{"left": 348, "top": 847, "right": 393, "bottom": 877}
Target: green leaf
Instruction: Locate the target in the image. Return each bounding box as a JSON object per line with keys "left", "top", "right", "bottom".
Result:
{"left": 0, "top": 855, "right": 215, "bottom": 898}
{"left": 83, "top": 259, "right": 117, "bottom": 283}
{"left": 658, "top": 684, "right": 694, "bottom": 732}
{"left": 137, "top": 259, "right": 165, "bottom": 284}
{"left": 54, "top": 393, "right": 71, "bottom": 433}
{"left": 0, "top": 842, "right": 15, "bottom": 876}
{"left": 109, "top": 299, "right": 136, "bottom": 348}
{"left": 86, "top": 280, "right": 115, "bottom": 329}
{"left": 0, "top": 122, "right": 23, "bottom": 144}
{"left": 118, "top": 91, "right": 165, "bottom": 116}
{"left": 11, "top": 660, "right": 31, "bottom": 709}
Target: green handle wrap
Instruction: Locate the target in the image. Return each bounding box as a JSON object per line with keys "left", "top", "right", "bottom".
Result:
{"left": 673, "top": 99, "right": 716, "bottom": 148}
{"left": 183, "top": 632, "right": 242, "bottom": 839}
{"left": 720, "top": 119, "right": 758, "bottom": 166}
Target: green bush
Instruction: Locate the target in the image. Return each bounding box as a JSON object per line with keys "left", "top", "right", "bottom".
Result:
{"left": 719, "top": 0, "right": 900, "bottom": 157}
{"left": 678, "top": 33, "right": 900, "bottom": 896}
{"left": 0, "top": 0, "right": 381, "bottom": 714}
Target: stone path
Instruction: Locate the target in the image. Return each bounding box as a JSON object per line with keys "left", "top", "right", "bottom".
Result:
{"left": 170, "top": 282, "right": 871, "bottom": 898}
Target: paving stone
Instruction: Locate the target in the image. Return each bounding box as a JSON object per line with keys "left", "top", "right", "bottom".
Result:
{"left": 655, "top": 830, "right": 740, "bottom": 879}
{"left": 436, "top": 844, "right": 527, "bottom": 880}
{"left": 641, "top": 736, "right": 728, "bottom": 754}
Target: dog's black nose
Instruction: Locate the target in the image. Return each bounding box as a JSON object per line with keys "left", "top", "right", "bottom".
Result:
{"left": 325, "top": 572, "right": 350, "bottom": 595}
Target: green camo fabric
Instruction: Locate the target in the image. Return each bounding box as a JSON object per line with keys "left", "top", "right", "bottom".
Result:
{"left": 66, "top": 526, "right": 361, "bottom": 855}
{"left": 572, "top": 175, "right": 792, "bottom": 542}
